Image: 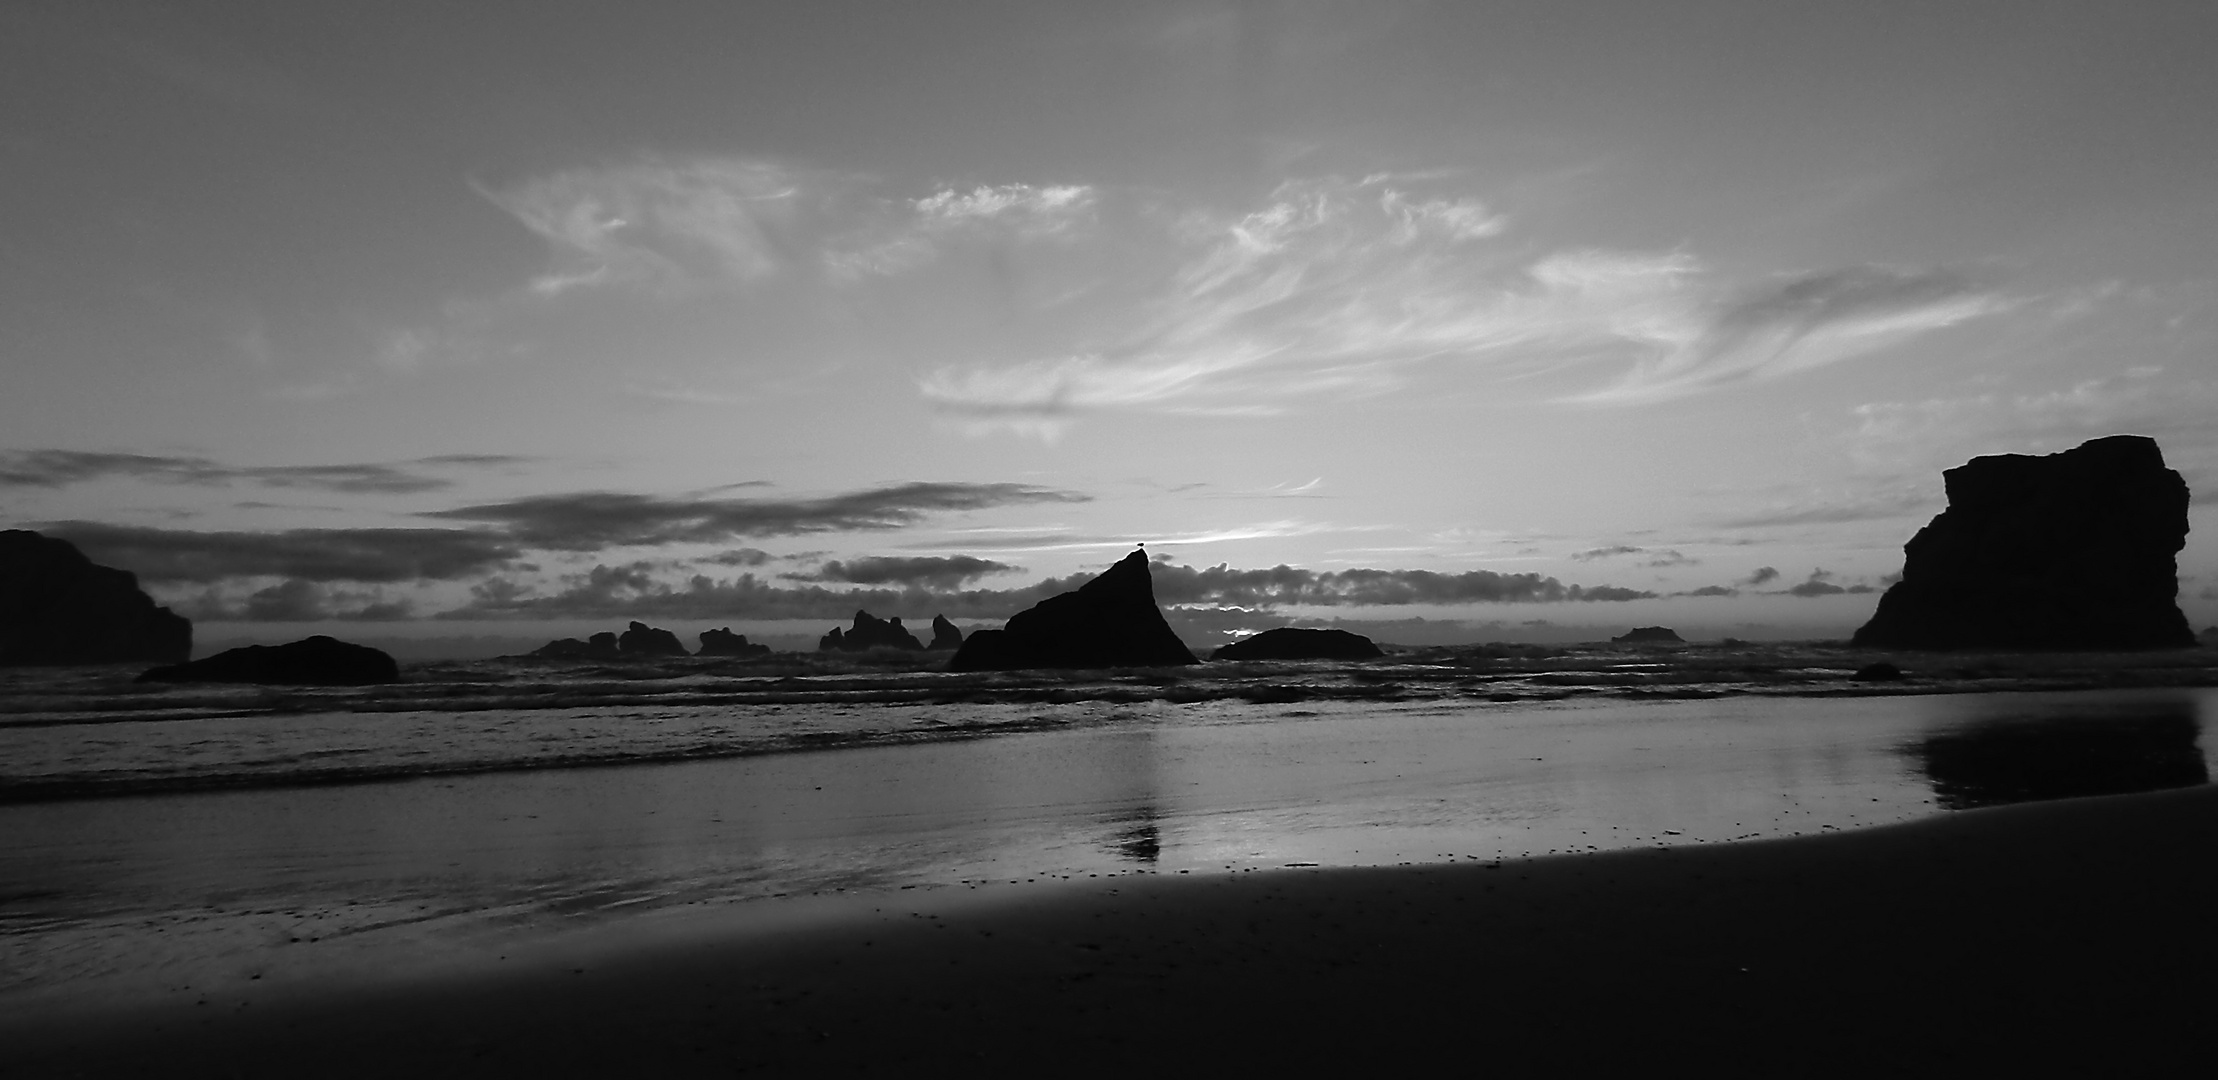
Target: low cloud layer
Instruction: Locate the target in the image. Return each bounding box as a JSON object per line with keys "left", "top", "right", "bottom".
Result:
{"left": 798, "top": 555, "right": 1019, "bottom": 589}
{"left": 434, "top": 557, "right": 1658, "bottom": 623}
{"left": 176, "top": 579, "right": 414, "bottom": 622}
{"left": 0, "top": 451, "right": 527, "bottom": 494}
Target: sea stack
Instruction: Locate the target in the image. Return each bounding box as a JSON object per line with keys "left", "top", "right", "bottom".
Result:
{"left": 0, "top": 529, "right": 192, "bottom": 665}
{"left": 948, "top": 550, "right": 1198, "bottom": 671}
{"left": 928, "top": 614, "right": 964, "bottom": 651}
{"left": 618, "top": 621, "right": 689, "bottom": 656}
{"left": 1853, "top": 435, "right": 2195, "bottom": 650}
{"left": 697, "top": 627, "right": 770, "bottom": 657}
{"left": 1211, "top": 627, "right": 1382, "bottom": 661}
{"left": 138, "top": 635, "right": 398, "bottom": 685}
{"left": 1611, "top": 626, "right": 1684, "bottom": 645}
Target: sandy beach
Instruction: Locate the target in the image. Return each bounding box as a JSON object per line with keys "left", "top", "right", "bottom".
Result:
{"left": 8, "top": 781, "right": 2213, "bottom": 1076}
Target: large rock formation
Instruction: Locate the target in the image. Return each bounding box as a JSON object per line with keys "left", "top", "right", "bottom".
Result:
{"left": 819, "top": 611, "right": 924, "bottom": 652}
{"left": 928, "top": 614, "right": 964, "bottom": 651}
{"left": 138, "top": 635, "right": 398, "bottom": 685}
{"left": 1211, "top": 627, "right": 1382, "bottom": 661}
{"left": 618, "top": 621, "right": 689, "bottom": 657}
{"left": 1853, "top": 435, "right": 2195, "bottom": 650}
{"left": 948, "top": 550, "right": 1198, "bottom": 671}
{"left": 698, "top": 627, "right": 771, "bottom": 657}
{"left": 1, "top": 530, "right": 191, "bottom": 665}
{"left": 1611, "top": 626, "right": 1684, "bottom": 645}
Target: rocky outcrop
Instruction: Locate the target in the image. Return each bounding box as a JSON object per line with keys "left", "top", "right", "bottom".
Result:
{"left": 1, "top": 530, "right": 191, "bottom": 665}
{"left": 531, "top": 633, "right": 621, "bottom": 660}
{"left": 1211, "top": 627, "right": 1382, "bottom": 661}
{"left": 619, "top": 621, "right": 689, "bottom": 657}
{"left": 928, "top": 614, "right": 964, "bottom": 651}
{"left": 1853, "top": 435, "right": 2195, "bottom": 650}
{"left": 1611, "top": 626, "right": 1684, "bottom": 645}
{"left": 698, "top": 627, "right": 771, "bottom": 657}
{"left": 819, "top": 611, "right": 924, "bottom": 652}
{"left": 949, "top": 550, "right": 1198, "bottom": 671}
{"left": 1852, "top": 662, "right": 1906, "bottom": 682}
{"left": 137, "top": 635, "right": 398, "bottom": 685}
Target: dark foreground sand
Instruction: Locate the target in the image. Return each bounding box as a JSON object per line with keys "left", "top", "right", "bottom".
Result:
{"left": 9, "top": 786, "right": 2216, "bottom": 1076}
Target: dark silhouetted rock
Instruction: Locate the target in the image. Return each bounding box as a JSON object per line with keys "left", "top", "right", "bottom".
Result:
{"left": 819, "top": 611, "right": 923, "bottom": 652}
{"left": 1853, "top": 435, "right": 2195, "bottom": 650}
{"left": 699, "top": 627, "right": 770, "bottom": 657}
{"left": 928, "top": 614, "right": 964, "bottom": 651}
{"left": 1611, "top": 626, "right": 1684, "bottom": 645}
{"left": 1, "top": 529, "right": 191, "bottom": 665}
{"left": 1211, "top": 627, "right": 1382, "bottom": 661}
{"left": 1852, "top": 662, "right": 1905, "bottom": 682}
{"left": 2201, "top": 626, "right": 2218, "bottom": 648}
{"left": 531, "top": 634, "right": 621, "bottom": 660}
{"left": 619, "top": 621, "right": 688, "bottom": 657}
{"left": 138, "top": 635, "right": 398, "bottom": 686}
{"left": 949, "top": 550, "right": 1198, "bottom": 671}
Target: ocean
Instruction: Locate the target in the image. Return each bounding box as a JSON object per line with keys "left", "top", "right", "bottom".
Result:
{"left": 3, "top": 651, "right": 2213, "bottom": 1018}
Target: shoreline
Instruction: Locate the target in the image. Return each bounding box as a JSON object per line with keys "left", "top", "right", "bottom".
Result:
{"left": 10, "top": 784, "right": 2215, "bottom": 1075}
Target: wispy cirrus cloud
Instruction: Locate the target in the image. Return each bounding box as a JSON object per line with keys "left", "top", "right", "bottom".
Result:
{"left": 1578, "top": 265, "right": 2010, "bottom": 404}
{"left": 480, "top": 157, "right": 845, "bottom": 295}
{"left": 423, "top": 482, "right": 1089, "bottom": 549}
{"left": 481, "top": 156, "right": 1099, "bottom": 294}
{"left": 1, "top": 451, "right": 530, "bottom": 494}
{"left": 918, "top": 174, "right": 2008, "bottom": 431}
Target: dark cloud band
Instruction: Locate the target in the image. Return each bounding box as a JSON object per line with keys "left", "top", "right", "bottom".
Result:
{"left": 0, "top": 450, "right": 531, "bottom": 494}
{"left": 45, "top": 522, "right": 522, "bottom": 584}
{"left": 424, "top": 482, "right": 1090, "bottom": 549}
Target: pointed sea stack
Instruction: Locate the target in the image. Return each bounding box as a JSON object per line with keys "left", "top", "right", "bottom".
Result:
{"left": 1, "top": 530, "right": 191, "bottom": 665}
{"left": 1211, "top": 627, "right": 1382, "bottom": 661}
{"left": 1853, "top": 435, "right": 2195, "bottom": 650}
{"left": 948, "top": 550, "right": 1198, "bottom": 671}
{"left": 928, "top": 614, "right": 964, "bottom": 651}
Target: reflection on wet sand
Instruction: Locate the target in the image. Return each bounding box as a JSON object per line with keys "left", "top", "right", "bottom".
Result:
{"left": 1913, "top": 701, "right": 2209, "bottom": 810}
{"left": 1106, "top": 809, "right": 1161, "bottom": 864}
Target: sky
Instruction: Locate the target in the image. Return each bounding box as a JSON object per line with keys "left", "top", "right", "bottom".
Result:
{"left": 4, "top": 0, "right": 2214, "bottom": 654}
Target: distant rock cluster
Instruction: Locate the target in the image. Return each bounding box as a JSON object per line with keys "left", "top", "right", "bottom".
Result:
{"left": 1, "top": 530, "right": 191, "bottom": 665}
{"left": 950, "top": 550, "right": 1197, "bottom": 671}
{"left": 1211, "top": 627, "right": 1382, "bottom": 661}
{"left": 820, "top": 611, "right": 924, "bottom": 652}
{"left": 1853, "top": 435, "right": 2196, "bottom": 650}
{"left": 529, "top": 621, "right": 747, "bottom": 659}
{"left": 1611, "top": 626, "right": 1684, "bottom": 645}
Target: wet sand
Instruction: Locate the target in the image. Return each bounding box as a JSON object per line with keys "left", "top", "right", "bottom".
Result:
{"left": 9, "top": 783, "right": 2214, "bottom": 1076}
